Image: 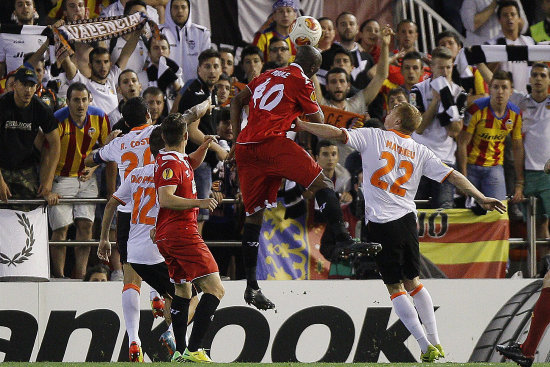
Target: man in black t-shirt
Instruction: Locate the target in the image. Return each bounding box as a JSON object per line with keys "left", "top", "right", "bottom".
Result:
{"left": 0, "top": 67, "right": 60, "bottom": 207}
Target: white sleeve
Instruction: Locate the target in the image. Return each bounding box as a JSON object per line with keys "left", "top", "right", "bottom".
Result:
{"left": 113, "top": 175, "right": 132, "bottom": 205}
{"left": 344, "top": 128, "right": 370, "bottom": 152}
{"left": 98, "top": 139, "right": 119, "bottom": 163}
{"left": 422, "top": 149, "right": 454, "bottom": 183}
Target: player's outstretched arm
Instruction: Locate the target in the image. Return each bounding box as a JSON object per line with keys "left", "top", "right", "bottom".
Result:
{"left": 181, "top": 98, "right": 211, "bottom": 124}
{"left": 447, "top": 170, "right": 506, "bottom": 213}
{"left": 98, "top": 196, "right": 119, "bottom": 261}
{"left": 189, "top": 135, "right": 217, "bottom": 169}
{"left": 158, "top": 185, "right": 218, "bottom": 211}
{"left": 295, "top": 118, "right": 347, "bottom": 143}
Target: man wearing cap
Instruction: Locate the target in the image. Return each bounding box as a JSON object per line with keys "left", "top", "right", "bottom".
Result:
{"left": 0, "top": 67, "right": 60, "bottom": 208}
{"left": 253, "top": 0, "right": 298, "bottom": 63}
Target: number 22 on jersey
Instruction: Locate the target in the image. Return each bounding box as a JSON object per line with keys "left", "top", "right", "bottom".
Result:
{"left": 370, "top": 151, "right": 414, "bottom": 197}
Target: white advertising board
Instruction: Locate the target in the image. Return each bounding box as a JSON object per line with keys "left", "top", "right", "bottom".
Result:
{"left": 0, "top": 279, "right": 547, "bottom": 363}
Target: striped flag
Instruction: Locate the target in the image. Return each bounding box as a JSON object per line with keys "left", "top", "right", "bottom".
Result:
{"left": 419, "top": 205, "right": 509, "bottom": 278}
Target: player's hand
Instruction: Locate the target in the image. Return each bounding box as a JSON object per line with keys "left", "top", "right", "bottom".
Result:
{"left": 97, "top": 238, "right": 111, "bottom": 261}
{"left": 0, "top": 178, "right": 12, "bottom": 203}
{"left": 379, "top": 25, "right": 395, "bottom": 46}
{"left": 150, "top": 228, "right": 156, "bottom": 243}
{"left": 544, "top": 158, "right": 550, "bottom": 174}
{"left": 510, "top": 185, "right": 525, "bottom": 204}
{"left": 199, "top": 198, "right": 218, "bottom": 211}
{"left": 45, "top": 192, "right": 60, "bottom": 206}
{"left": 105, "top": 130, "right": 122, "bottom": 145}
{"left": 479, "top": 197, "right": 507, "bottom": 214}
{"left": 201, "top": 135, "right": 218, "bottom": 150}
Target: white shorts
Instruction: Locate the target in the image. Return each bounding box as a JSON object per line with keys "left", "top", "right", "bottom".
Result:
{"left": 48, "top": 176, "right": 98, "bottom": 230}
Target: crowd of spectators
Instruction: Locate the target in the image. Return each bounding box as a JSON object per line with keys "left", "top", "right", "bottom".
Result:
{"left": 0, "top": 0, "right": 549, "bottom": 280}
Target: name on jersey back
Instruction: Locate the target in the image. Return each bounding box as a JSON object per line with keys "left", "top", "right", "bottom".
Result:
{"left": 385, "top": 140, "right": 415, "bottom": 159}
{"left": 120, "top": 137, "right": 150, "bottom": 150}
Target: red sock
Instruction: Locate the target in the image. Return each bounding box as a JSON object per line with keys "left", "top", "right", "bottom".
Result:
{"left": 521, "top": 287, "right": 550, "bottom": 358}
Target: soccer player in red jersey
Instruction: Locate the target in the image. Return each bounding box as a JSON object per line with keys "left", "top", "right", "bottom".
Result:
{"left": 154, "top": 113, "right": 224, "bottom": 363}
{"left": 229, "top": 45, "right": 382, "bottom": 310}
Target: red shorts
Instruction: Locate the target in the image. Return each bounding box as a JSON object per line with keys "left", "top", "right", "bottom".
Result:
{"left": 235, "top": 137, "right": 322, "bottom": 215}
{"left": 156, "top": 235, "right": 219, "bottom": 283}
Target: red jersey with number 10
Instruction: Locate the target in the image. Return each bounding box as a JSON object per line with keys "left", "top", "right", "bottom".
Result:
{"left": 237, "top": 63, "right": 321, "bottom": 144}
{"left": 154, "top": 149, "right": 198, "bottom": 241}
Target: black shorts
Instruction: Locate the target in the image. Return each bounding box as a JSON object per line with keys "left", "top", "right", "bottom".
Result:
{"left": 116, "top": 211, "right": 131, "bottom": 264}
{"left": 130, "top": 262, "right": 175, "bottom": 298}
{"left": 367, "top": 212, "right": 420, "bottom": 285}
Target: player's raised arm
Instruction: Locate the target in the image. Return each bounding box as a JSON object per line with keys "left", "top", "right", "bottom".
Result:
{"left": 295, "top": 117, "right": 347, "bottom": 143}
{"left": 446, "top": 170, "right": 506, "bottom": 213}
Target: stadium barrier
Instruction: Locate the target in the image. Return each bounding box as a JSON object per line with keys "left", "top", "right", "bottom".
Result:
{"left": 0, "top": 279, "right": 546, "bottom": 363}
{"left": 0, "top": 197, "right": 546, "bottom": 279}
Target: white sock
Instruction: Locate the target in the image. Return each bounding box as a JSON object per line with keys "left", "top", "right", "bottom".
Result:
{"left": 410, "top": 285, "right": 440, "bottom": 346}
{"left": 122, "top": 287, "right": 141, "bottom": 346}
{"left": 392, "top": 292, "right": 430, "bottom": 353}
{"left": 150, "top": 288, "right": 161, "bottom": 301}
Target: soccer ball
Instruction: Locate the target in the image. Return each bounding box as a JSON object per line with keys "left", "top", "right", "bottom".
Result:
{"left": 289, "top": 16, "right": 322, "bottom": 46}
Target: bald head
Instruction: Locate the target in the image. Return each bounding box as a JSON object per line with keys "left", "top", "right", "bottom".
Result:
{"left": 294, "top": 45, "right": 322, "bottom": 78}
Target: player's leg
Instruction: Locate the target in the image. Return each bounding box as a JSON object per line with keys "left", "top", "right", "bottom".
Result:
{"left": 74, "top": 218, "right": 92, "bottom": 279}
{"left": 170, "top": 282, "right": 193, "bottom": 362}
{"left": 235, "top": 143, "right": 277, "bottom": 310}
{"left": 184, "top": 273, "right": 224, "bottom": 362}
{"left": 498, "top": 270, "right": 550, "bottom": 367}
{"left": 122, "top": 263, "right": 143, "bottom": 362}
{"left": 368, "top": 215, "right": 438, "bottom": 363}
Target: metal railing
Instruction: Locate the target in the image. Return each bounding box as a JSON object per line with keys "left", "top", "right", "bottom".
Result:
{"left": 395, "top": 0, "right": 466, "bottom": 54}
{"left": 1, "top": 196, "right": 546, "bottom": 277}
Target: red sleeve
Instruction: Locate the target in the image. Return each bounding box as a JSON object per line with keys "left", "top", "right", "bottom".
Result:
{"left": 295, "top": 78, "right": 320, "bottom": 115}
{"left": 155, "top": 160, "right": 181, "bottom": 188}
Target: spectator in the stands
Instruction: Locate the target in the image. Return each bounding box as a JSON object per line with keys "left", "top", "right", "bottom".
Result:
{"left": 47, "top": 0, "right": 109, "bottom": 22}
{"left": 386, "top": 20, "right": 430, "bottom": 87}
{"left": 435, "top": 30, "right": 488, "bottom": 104}
{"left": 239, "top": 45, "right": 264, "bottom": 84}
{"left": 49, "top": 82, "right": 110, "bottom": 279}
{"left": 23, "top": 52, "right": 60, "bottom": 111}
{"left": 460, "top": 0, "right": 528, "bottom": 47}
{"left": 176, "top": 49, "right": 228, "bottom": 235}
{"left": 101, "top": 0, "right": 159, "bottom": 25}
{"left": 359, "top": 19, "right": 381, "bottom": 64}
{"left": 0, "top": 67, "right": 60, "bottom": 207}
{"left": 143, "top": 86, "right": 166, "bottom": 125}
{"left": 253, "top": 0, "right": 298, "bottom": 63}
{"left": 84, "top": 263, "right": 110, "bottom": 281}
{"left": 268, "top": 37, "right": 291, "bottom": 67}
{"left": 528, "top": 0, "right": 550, "bottom": 43}
{"left": 316, "top": 140, "right": 352, "bottom": 204}
{"left": 0, "top": 0, "right": 47, "bottom": 78}
{"left": 109, "top": 69, "right": 143, "bottom": 126}
{"left": 317, "top": 17, "right": 335, "bottom": 52}
{"left": 457, "top": 70, "right": 524, "bottom": 203}
{"left": 108, "top": 1, "right": 150, "bottom": 84}
{"left": 510, "top": 63, "right": 550, "bottom": 239}
{"left": 140, "top": 34, "right": 183, "bottom": 110}
{"left": 485, "top": 0, "right": 535, "bottom": 94}
{"left": 161, "top": 0, "right": 211, "bottom": 82}
{"left": 411, "top": 47, "right": 467, "bottom": 209}
{"left": 219, "top": 48, "right": 235, "bottom": 78}
{"left": 215, "top": 74, "right": 231, "bottom": 106}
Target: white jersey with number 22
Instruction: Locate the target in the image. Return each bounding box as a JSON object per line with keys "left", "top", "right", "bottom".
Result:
{"left": 344, "top": 128, "right": 453, "bottom": 224}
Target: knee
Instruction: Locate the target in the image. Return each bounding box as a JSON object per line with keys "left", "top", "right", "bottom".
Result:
{"left": 215, "top": 284, "right": 225, "bottom": 300}
{"left": 310, "top": 173, "right": 334, "bottom": 193}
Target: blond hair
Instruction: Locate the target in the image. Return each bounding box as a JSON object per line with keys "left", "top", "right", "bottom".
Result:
{"left": 395, "top": 102, "right": 422, "bottom": 134}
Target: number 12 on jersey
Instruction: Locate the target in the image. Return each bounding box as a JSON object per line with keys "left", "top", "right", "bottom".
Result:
{"left": 370, "top": 151, "right": 414, "bottom": 197}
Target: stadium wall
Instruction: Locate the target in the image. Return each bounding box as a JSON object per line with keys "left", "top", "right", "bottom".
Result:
{"left": 0, "top": 279, "right": 547, "bottom": 363}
